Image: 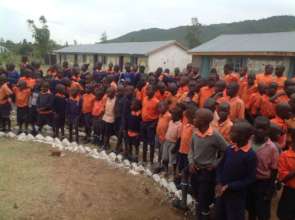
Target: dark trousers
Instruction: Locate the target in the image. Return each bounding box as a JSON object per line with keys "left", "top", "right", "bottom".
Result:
{"left": 0, "top": 102, "right": 11, "bottom": 131}
{"left": 102, "top": 121, "right": 114, "bottom": 150}
{"left": 92, "top": 117, "right": 103, "bottom": 145}
{"left": 83, "top": 113, "right": 92, "bottom": 139}
{"left": 140, "top": 120, "right": 157, "bottom": 163}
{"left": 191, "top": 169, "right": 216, "bottom": 215}
{"left": 29, "top": 106, "right": 37, "bottom": 133}
{"left": 53, "top": 114, "right": 65, "bottom": 138}
{"left": 126, "top": 135, "right": 140, "bottom": 160}
{"left": 37, "top": 113, "right": 53, "bottom": 132}
{"left": 17, "top": 106, "right": 29, "bottom": 131}
{"left": 247, "top": 179, "right": 273, "bottom": 220}
{"left": 114, "top": 117, "right": 124, "bottom": 152}
{"left": 277, "top": 186, "right": 295, "bottom": 220}
{"left": 216, "top": 190, "right": 246, "bottom": 220}
{"left": 68, "top": 117, "right": 79, "bottom": 143}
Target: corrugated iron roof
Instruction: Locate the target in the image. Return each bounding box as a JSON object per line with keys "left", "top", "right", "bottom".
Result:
{"left": 55, "top": 40, "right": 186, "bottom": 55}
{"left": 190, "top": 31, "right": 295, "bottom": 53}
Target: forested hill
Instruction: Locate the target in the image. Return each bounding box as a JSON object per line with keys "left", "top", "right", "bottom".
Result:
{"left": 108, "top": 16, "right": 295, "bottom": 48}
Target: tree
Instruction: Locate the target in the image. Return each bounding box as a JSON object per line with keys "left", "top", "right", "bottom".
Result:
{"left": 100, "top": 32, "right": 107, "bottom": 43}
{"left": 185, "top": 17, "right": 202, "bottom": 49}
{"left": 18, "top": 39, "right": 33, "bottom": 56}
{"left": 27, "top": 15, "right": 51, "bottom": 57}
{"left": 73, "top": 40, "right": 78, "bottom": 45}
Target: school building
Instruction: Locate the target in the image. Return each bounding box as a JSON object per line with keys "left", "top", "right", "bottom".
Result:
{"left": 190, "top": 31, "right": 295, "bottom": 77}
{"left": 54, "top": 41, "right": 191, "bottom": 72}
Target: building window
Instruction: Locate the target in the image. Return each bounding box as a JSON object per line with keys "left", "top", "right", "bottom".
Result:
{"left": 131, "top": 56, "right": 138, "bottom": 65}
{"left": 82, "top": 54, "right": 87, "bottom": 63}
{"left": 226, "top": 57, "right": 245, "bottom": 72}
{"left": 63, "top": 54, "right": 67, "bottom": 61}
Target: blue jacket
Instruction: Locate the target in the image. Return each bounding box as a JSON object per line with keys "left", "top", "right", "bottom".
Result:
{"left": 216, "top": 147, "right": 257, "bottom": 192}
{"left": 7, "top": 71, "right": 20, "bottom": 85}
{"left": 66, "top": 97, "right": 81, "bottom": 120}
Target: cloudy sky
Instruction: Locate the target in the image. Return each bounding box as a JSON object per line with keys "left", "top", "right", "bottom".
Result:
{"left": 0, "top": 0, "right": 294, "bottom": 44}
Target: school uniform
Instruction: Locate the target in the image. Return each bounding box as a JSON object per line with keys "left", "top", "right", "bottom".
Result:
{"left": 28, "top": 87, "right": 39, "bottom": 133}
{"left": 271, "top": 116, "right": 288, "bottom": 149}
{"left": 199, "top": 86, "right": 214, "bottom": 108}
{"left": 188, "top": 127, "right": 228, "bottom": 218}
{"left": 177, "top": 122, "right": 193, "bottom": 171}
{"left": 277, "top": 149, "right": 295, "bottom": 220}
{"left": 0, "top": 83, "right": 13, "bottom": 119}
{"left": 92, "top": 98, "right": 105, "bottom": 145}
{"left": 256, "top": 73, "right": 274, "bottom": 86}
{"left": 212, "top": 118, "right": 233, "bottom": 143}
{"left": 274, "top": 76, "right": 287, "bottom": 92}
{"left": 93, "top": 70, "right": 107, "bottom": 83}
{"left": 114, "top": 94, "right": 125, "bottom": 150}
{"left": 260, "top": 95, "right": 276, "bottom": 119}
{"left": 7, "top": 71, "right": 20, "bottom": 86}
{"left": 219, "top": 96, "right": 245, "bottom": 122}
{"left": 141, "top": 96, "right": 159, "bottom": 163}
{"left": 162, "top": 120, "right": 182, "bottom": 166}
{"left": 126, "top": 110, "right": 141, "bottom": 159}
{"left": 216, "top": 144, "right": 257, "bottom": 220}
{"left": 155, "top": 111, "right": 172, "bottom": 163}
{"left": 53, "top": 93, "right": 67, "bottom": 137}
{"left": 247, "top": 138, "right": 279, "bottom": 220}
{"left": 81, "top": 93, "right": 95, "bottom": 138}
{"left": 36, "top": 91, "right": 54, "bottom": 131}
{"left": 13, "top": 87, "right": 31, "bottom": 128}
{"left": 66, "top": 96, "right": 81, "bottom": 143}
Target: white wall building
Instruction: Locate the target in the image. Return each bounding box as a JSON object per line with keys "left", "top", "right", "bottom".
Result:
{"left": 55, "top": 41, "right": 191, "bottom": 72}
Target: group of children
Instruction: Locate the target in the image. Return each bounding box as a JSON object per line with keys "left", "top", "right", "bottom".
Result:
{"left": 0, "top": 58, "right": 295, "bottom": 220}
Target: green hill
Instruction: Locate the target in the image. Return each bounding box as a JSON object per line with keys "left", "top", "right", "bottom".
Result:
{"left": 108, "top": 15, "right": 295, "bottom": 48}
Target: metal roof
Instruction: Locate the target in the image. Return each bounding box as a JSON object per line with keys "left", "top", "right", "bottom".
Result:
{"left": 55, "top": 40, "right": 186, "bottom": 55}
{"left": 190, "top": 31, "right": 295, "bottom": 53}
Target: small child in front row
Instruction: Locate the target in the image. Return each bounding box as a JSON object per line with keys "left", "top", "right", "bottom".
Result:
{"left": 36, "top": 81, "right": 54, "bottom": 133}
{"left": 13, "top": 80, "right": 31, "bottom": 134}
{"left": 173, "top": 107, "right": 195, "bottom": 210}
{"left": 215, "top": 120, "right": 257, "bottom": 220}
{"left": 0, "top": 75, "right": 13, "bottom": 132}
{"left": 66, "top": 87, "right": 81, "bottom": 143}
{"left": 125, "top": 99, "right": 142, "bottom": 162}
{"left": 81, "top": 84, "right": 95, "bottom": 143}
{"left": 162, "top": 107, "right": 182, "bottom": 179}
{"left": 102, "top": 87, "right": 116, "bottom": 150}
{"left": 53, "top": 84, "right": 67, "bottom": 139}
{"left": 92, "top": 89, "right": 106, "bottom": 146}
{"left": 188, "top": 108, "right": 228, "bottom": 219}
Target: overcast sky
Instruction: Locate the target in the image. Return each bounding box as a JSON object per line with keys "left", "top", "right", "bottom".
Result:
{"left": 0, "top": 0, "right": 294, "bottom": 44}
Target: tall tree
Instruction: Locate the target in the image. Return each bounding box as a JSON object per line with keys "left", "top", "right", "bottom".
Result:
{"left": 185, "top": 17, "right": 202, "bottom": 49}
{"left": 100, "top": 32, "right": 108, "bottom": 43}
{"left": 27, "top": 15, "right": 50, "bottom": 57}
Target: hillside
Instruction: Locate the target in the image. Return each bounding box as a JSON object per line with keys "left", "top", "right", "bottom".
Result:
{"left": 109, "top": 16, "right": 295, "bottom": 48}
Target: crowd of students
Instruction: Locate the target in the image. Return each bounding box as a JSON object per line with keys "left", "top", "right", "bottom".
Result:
{"left": 0, "top": 57, "right": 295, "bottom": 220}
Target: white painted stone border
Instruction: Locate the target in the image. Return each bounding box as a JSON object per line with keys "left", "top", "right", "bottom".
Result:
{"left": 1, "top": 131, "right": 194, "bottom": 208}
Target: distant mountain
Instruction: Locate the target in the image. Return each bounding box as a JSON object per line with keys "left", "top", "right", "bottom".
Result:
{"left": 108, "top": 16, "right": 295, "bottom": 48}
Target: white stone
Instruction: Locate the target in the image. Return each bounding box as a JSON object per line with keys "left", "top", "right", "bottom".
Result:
{"left": 108, "top": 152, "right": 117, "bottom": 162}
{"left": 0, "top": 131, "right": 5, "bottom": 137}
{"left": 116, "top": 154, "right": 123, "bottom": 162}
{"left": 84, "top": 147, "right": 91, "bottom": 152}
{"left": 187, "top": 194, "right": 193, "bottom": 205}
{"left": 7, "top": 132, "right": 16, "bottom": 138}
{"left": 35, "top": 134, "right": 44, "bottom": 141}
{"left": 45, "top": 136, "right": 53, "bottom": 143}
{"left": 175, "top": 190, "right": 182, "bottom": 200}
{"left": 152, "top": 174, "right": 161, "bottom": 183}
{"left": 145, "top": 169, "right": 153, "bottom": 177}
{"left": 167, "top": 182, "right": 177, "bottom": 193}
{"left": 26, "top": 134, "right": 34, "bottom": 140}
{"left": 160, "top": 178, "right": 168, "bottom": 188}
{"left": 62, "top": 138, "right": 70, "bottom": 146}
{"left": 123, "top": 159, "right": 131, "bottom": 167}
{"left": 128, "top": 170, "right": 139, "bottom": 175}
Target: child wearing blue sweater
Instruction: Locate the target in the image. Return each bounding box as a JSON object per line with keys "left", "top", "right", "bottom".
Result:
{"left": 216, "top": 120, "right": 257, "bottom": 220}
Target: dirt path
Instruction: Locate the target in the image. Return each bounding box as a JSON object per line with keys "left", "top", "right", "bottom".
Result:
{"left": 0, "top": 139, "right": 184, "bottom": 220}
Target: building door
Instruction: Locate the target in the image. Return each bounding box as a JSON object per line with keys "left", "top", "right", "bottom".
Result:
{"left": 93, "top": 54, "right": 98, "bottom": 65}
{"left": 119, "top": 56, "right": 124, "bottom": 71}
{"left": 74, "top": 54, "right": 78, "bottom": 64}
